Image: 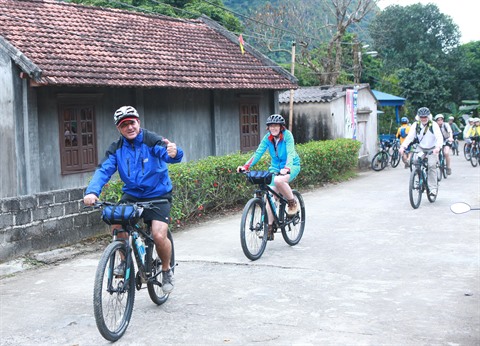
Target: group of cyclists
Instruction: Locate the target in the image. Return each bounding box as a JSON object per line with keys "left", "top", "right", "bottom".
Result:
{"left": 396, "top": 107, "right": 480, "bottom": 197}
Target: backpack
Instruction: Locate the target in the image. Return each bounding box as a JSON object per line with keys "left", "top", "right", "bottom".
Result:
{"left": 415, "top": 120, "right": 434, "bottom": 136}
{"left": 400, "top": 127, "right": 408, "bottom": 138}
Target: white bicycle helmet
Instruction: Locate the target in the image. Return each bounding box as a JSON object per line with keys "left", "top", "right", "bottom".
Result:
{"left": 434, "top": 114, "right": 444, "bottom": 120}
{"left": 113, "top": 106, "right": 139, "bottom": 126}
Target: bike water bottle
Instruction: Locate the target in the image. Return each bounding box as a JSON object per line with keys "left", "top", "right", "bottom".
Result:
{"left": 134, "top": 232, "right": 146, "bottom": 265}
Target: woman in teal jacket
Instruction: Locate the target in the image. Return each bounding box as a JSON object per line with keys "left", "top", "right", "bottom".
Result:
{"left": 237, "top": 114, "right": 301, "bottom": 239}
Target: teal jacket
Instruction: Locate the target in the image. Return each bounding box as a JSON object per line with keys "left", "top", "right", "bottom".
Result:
{"left": 243, "top": 129, "right": 300, "bottom": 173}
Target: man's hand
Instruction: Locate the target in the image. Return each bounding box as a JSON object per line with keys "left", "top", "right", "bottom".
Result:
{"left": 83, "top": 193, "right": 98, "bottom": 206}
{"left": 399, "top": 146, "right": 405, "bottom": 156}
{"left": 163, "top": 138, "right": 177, "bottom": 158}
{"left": 433, "top": 147, "right": 440, "bottom": 155}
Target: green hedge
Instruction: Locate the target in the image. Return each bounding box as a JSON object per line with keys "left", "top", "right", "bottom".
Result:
{"left": 100, "top": 138, "right": 361, "bottom": 227}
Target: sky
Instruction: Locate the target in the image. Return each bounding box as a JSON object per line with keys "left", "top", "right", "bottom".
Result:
{"left": 377, "top": 0, "right": 479, "bottom": 44}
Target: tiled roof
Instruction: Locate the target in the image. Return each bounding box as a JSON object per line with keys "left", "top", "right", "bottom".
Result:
{"left": 0, "top": 0, "right": 297, "bottom": 89}
{"left": 279, "top": 84, "right": 372, "bottom": 103}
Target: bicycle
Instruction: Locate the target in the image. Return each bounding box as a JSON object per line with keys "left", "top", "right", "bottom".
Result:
{"left": 239, "top": 171, "right": 305, "bottom": 261}
{"left": 451, "top": 132, "right": 460, "bottom": 156}
{"left": 371, "top": 139, "right": 400, "bottom": 171}
{"left": 409, "top": 150, "right": 437, "bottom": 209}
{"left": 469, "top": 136, "right": 480, "bottom": 167}
{"left": 437, "top": 140, "right": 448, "bottom": 180}
{"left": 89, "top": 200, "right": 175, "bottom": 341}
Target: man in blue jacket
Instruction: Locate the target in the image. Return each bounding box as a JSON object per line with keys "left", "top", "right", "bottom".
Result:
{"left": 84, "top": 106, "right": 183, "bottom": 293}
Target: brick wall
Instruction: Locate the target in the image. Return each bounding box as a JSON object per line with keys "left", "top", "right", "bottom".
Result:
{"left": 0, "top": 188, "right": 107, "bottom": 263}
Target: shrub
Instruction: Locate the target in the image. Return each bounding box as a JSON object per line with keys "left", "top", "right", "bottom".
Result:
{"left": 99, "top": 138, "right": 361, "bottom": 226}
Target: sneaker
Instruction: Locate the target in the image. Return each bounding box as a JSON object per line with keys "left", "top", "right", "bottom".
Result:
{"left": 446, "top": 168, "right": 452, "bottom": 175}
{"left": 287, "top": 199, "right": 298, "bottom": 216}
{"left": 161, "top": 269, "right": 174, "bottom": 294}
{"left": 429, "top": 190, "right": 437, "bottom": 197}
{"left": 404, "top": 162, "right": 409, "bottom": 169}
{"left": 113, "top": 261, "right": 126, "bottom": 277}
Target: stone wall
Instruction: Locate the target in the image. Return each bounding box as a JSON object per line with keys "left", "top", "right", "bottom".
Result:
{"left": 0, "top": 187, "right": 107, "bottom": 263}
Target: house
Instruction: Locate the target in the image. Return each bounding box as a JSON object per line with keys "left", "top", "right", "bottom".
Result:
{"left": 279, "top": 84, "right": 378, "bottom": 167}
{"left": 0, "top": 0, "right": 297, "bottom": 199}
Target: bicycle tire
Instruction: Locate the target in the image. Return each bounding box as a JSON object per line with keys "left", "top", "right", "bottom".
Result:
{"left": 93, "top": 240, "right": 135, "bottom": 342}
{"left": 280, "top": 190, "right": 305, "bottom": 246}
{"left": 391, "top": 149, "right": 401, "bottom": 168}
{"left": 409, "top": 169, "right": 422, "bottom": 209}
{"left": 464, "top": 143, "right": 471, "bottom": 161}
{"left": 240, "top": 198, "right": 268, "bottom": 261}
{"left": 453, "top": 140, "right": 459, "bottom": 155}
{"left": 146, "top": 230, "right": 175, "bottom": 305}
{"left": 426, "top": 184, "right": 437, "bottom": 203}
{"left": 371, "top": 152, "right": 388, "bottom": 171}
{"left": 470, "top": 147, "right": 478, "bottom": 167}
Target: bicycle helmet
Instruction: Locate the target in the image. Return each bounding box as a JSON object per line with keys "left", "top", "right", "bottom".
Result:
{"left": 113, "top": 106, "right": 140, "bottom": 126}
{"left": 266, "top": 114, "right": 286, "bottom": 126}
{"left": 401, "top": 117, "right": 408, "bottom": 124}
{"left": 448, "top": 116, "right": 454, "bottom": 121}
{"left": 416, "top": 107, "right": 431, "bottom": 117}
{"left": 434, "top": 114, "right": 444, "bottom": 120}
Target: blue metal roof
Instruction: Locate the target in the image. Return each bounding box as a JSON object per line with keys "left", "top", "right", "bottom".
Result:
{"left": 372, "top": 90, "right": 406, "bottom": 106}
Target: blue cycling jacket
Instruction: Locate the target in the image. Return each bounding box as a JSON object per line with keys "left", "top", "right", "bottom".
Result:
{"left": 85, "top": 129, "right": 183, "bottom": 198}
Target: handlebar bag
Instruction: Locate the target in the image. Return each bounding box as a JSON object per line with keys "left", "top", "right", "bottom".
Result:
{"left": 102, "top": 204, "right": 142, "bottom": 225}
{"left": 247, "top": 171, "right": 273, "bottom": 185}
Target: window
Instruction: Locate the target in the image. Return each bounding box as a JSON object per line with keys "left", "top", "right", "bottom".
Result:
{"left": 239, "top": 102, "right": 260, "bottom": 152}
{"left": 58, "top": 103, "right": 97, "bottom": 174}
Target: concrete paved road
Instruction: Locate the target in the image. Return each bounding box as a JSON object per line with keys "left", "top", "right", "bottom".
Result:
{"left": 1, "top": 152, "right": 479, "bottom": 345}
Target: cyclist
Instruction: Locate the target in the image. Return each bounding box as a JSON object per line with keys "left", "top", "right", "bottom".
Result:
{"left": 399, "top": 107, "right": 443, "bottom": 197}
{"left": 463, "top": 117, "right": 475, "bottom": 153}
{"left": 448, "top": 116, "right": 461, "bottom": 156}
{"left": 236, "top": 114, "right": 301, "bottom": 240}
{"left": 396, "top": 116, "right": 411, "bottom": 168}
{"left": 435, "top": 114, "right": 453, "bottom": 175}
{"left": 467, "top": 117, "right": 480, "bottom": 147}
{"left": 83, "top": 106, "right": 184, "bottom": 294}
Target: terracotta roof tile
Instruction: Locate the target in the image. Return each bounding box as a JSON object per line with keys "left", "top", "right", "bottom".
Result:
{"left": 0, "top": 0, "right": 297, "bottom": 89}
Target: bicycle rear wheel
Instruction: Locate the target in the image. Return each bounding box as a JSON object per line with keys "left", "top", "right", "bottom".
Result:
{"left": 409, "top": 169, "right": 422, "bottom": 209}
{"left": 240, "top": 198, "right": 268, "bottom": 261}
{"left": 371, "top": 152, "right": 388, "bottom": 171}
{"left": 280, "top": 190, "right": 305, "bottom": 246}
{"left": 146, "top": 230, "right": 175, "bottom": 305}
{"left": 93, "top": 241, "right": 135, "bottom": 342}
{"left": 391, "top": 149, "right": 401, "bottom": 168}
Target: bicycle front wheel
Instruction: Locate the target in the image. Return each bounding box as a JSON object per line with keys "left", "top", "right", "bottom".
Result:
{"left": 470, "top": 147, "right": 478, "bottom": 167}
{"left": 464, "top": 143, "right": 471, "bottom": 161}
{"left": 146, "top": 230, "right": 175, "bottom": 305}
{"left": 93, "top": 241, "right": 135, "bottom": 342}
{"left": 280, "top": 190, "right": 305, "bottom": 246}
{"left": 409, "top": 169, "right": 422, "bottom": 209}
{"left": 240, "top": 198, "right": 268, "bottom": 261}
{"left": 371, "top": 152, "right": 388, "bottom": 171}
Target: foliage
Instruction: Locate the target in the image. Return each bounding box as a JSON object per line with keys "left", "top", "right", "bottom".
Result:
{"left": 100, "top": 138, "right": 361, "bottom": 227}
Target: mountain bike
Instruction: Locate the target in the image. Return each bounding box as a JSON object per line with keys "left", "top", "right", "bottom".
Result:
{"left": 451, "top": 132, "right": 460, "bottom": 156}
{"left": 437, "top": 141, "right": 448, "bottom": 180}
{"left": 409, "top": 150, "right": 437, "bottom": 209}
{"left": 239, "top": 171, "right": 305, "bottom": 261}
{"left": 371, "top": 139, "right": 400, "bottom": 171}
{"left": 89, "top": 200, "right": 175, "bottom": 341}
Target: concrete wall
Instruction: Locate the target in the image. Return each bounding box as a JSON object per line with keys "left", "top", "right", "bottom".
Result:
{"left": 0, "top": 187, "right": 107, "bottom": 263}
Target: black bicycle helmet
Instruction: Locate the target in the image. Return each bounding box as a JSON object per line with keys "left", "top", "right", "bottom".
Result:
{"left": 266, "top": 114, "right": 286, "bottom": 126}
{"left": 416, "top": 107, "right": 431, "bottom": 117}
{"left": 401, "top": 117, "right": 408, "bottom": 124}
{"left": 113, "top": 106, "right": 139, "bottom": 126}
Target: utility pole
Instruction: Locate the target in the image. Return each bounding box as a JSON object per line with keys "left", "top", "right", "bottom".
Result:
{"left": 353, "top": 41, "right": 361, "bottom": 84}
{"left": 288, "top": 41, "right": 296, "bottom": 132}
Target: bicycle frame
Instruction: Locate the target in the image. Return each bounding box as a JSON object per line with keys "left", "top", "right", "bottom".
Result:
{"left": 254, "top": 183, "right": 289, "bottom": 227}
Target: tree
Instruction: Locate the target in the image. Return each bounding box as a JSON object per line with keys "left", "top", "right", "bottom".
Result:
{"left": 369, "top": 3, "right": 460, "bottom": 74}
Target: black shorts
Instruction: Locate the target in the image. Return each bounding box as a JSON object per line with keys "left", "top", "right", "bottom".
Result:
{"left": 120, "top": 193, "right": 172, "bottom": 225}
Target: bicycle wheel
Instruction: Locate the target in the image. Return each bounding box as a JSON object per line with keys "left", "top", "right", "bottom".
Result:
{"left": 391, "top": 149, "right": 401, "bottom": 168}
{"left": 470, "top": 147, "right": 478, "bottom": 167}
{"left": 426, "top": 184, "right": 437, "bottom": 203}
{"left": 240, "top": 198, "right": 268, "bottom": 261}
{"left": 280, "top": 190, "right": 305, "bottom": 246}
{"left": 93, "top": 241, "right": 135, "bottom": 342}
{"left": 409, "top": 169, "right": 422, "bottom": 209}
{"left": 464, "top": 143, "right": 471, "bottom": 161}
{"left": 453, "top": 140, "right": 459, "bottom": 155}
{"left": 146, "top": 230, "right": 175, "bottom": 305}
{"left": 371, "top": 152, "right": 388, "bottom": 171}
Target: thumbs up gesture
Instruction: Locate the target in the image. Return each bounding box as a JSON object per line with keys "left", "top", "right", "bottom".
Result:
{"left": 163, "top": 138, "right": 177, "bottom": 158}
